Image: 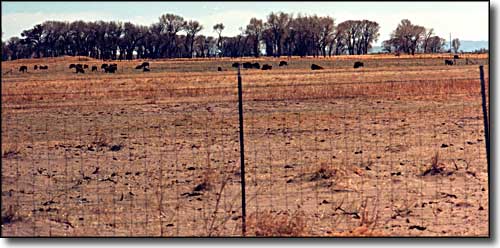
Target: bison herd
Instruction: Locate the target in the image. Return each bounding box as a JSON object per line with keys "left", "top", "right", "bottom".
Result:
{"left": 14, "top": 55, "right": 468, "bottom": 75}
{"left": 225, "top": 60, "right": 366, "bottom": 72}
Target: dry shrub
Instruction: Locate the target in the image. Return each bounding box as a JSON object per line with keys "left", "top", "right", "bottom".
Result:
{"left": 2, "top": 205, "right": 22, "bottom": 225}
{"left": 299, "top": 163, "right": 347, "bottom": 184}
{"left": 421, "top": 151, "right": 446, "bottom": 176}
{"left": 2, "top": 143, "right": 22, "bottom": 159}
{"left": 331, "top": 225, "right": 386, "bottom": 237}
{"left": 247, "top": 209, "right": 309, "bottom": 237}
{"left": 329, "top": 197, "right": 385, "bottom": 237}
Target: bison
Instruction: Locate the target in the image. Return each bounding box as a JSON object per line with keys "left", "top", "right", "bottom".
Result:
{"left": 135, "top": 62, "right": 150, "bottom": 70}
{"left": 454, "top": 55, "right": 460, "bottom": 59}
{"left": 242, "top": 62, "right": 253, "bottom": 69}
{"left": 445, "top": 59, "right": 454, "bottom": 66}
{"left": 311, "top": 64, "right": 323, "bottom": 70}
{"left": 261, "top": 64, "right": 272, "bottom": 70}
{"left": 39, "top": 65, "right": 48, "bottom": 70}
{"left": 279, "top": 61, "right": 288, "bottom": 66}
{"left": 19, "top": 66, "right": 28, "bottom": 73}
{"left": 353, "top": 61, "right": 364, "bottom": 68}
{"left": 105, "top": 64, "right": 117, "bottom": 73}
{"left": 217, "top": 67, "right": 223, "bottom": 71}
{"left": 252, "top": 63, "right": 261, "bottom": 69}
{"left": 232, "top": 62, "right": 240, "bottom": 68}
{"left": 34, "top": 65, "right": 38, "bottom": 70}
{"left": 69, "top": 64, "right": 76, "bottom": 69}
{"left": 75, "top": 64, "right": 85, "bottom": 74}
{"left": 83, "top": 64, "right": 89, "bottom": 69}
{"left": 91, "top": 66, "right": 98, "bottom": 72}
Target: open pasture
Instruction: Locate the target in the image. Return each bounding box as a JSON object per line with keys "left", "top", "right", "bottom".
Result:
{"left": 1, "top": 54, "right": 489, "bottom": 236}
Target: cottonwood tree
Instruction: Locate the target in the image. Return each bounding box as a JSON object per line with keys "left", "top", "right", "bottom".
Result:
{"left": 384, "top": 19, "right": 425, "bottom": 55}
{"left": 185, "top": 20, "right": 203, "bottom": 58}
{"left": 213, "top": 23, "right": 225, "bottom": 56}
{"left": 452, "top": 38, "right": 460, "bottom": 53}
{"left": 245, "top": 18, "right": 264, "bottom": 57}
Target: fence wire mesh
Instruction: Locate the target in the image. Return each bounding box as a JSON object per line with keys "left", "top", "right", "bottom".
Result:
{"left": 1, "top": 60, "right": 489, "bottom": 237}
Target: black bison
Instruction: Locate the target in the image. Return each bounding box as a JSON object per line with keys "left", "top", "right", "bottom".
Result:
{"left": 91, "top": 66, "right": 98, "bottom": 72}
{"left": 101, "top": 64, "right": 109, "bottom": 71}
{"left": 39, "top": 65, "right": 48, "bottom": 70}
{"left": 232, "top": 62, "right": 240, "bottom": 68}
{"left": 69, "top": 64, "right": 76, "bottom": 69}
{"left": 261, "top": 64, "right": 272, "bottom": 70}
{"left": 136, "top": 62, "right": 150, "bottom": 69}
{"left": 311, "top": 64, "right": 323, "bottom": 70}
{"left": 445, "top": 59, "right": 454, "bottom": 66}
{"left": 353, "top": 61, "right": 364, "bottom": 68}
{"left": 242, "top": 62, "right": 253, "bottom": 69}
{"left": 75, "top": 64, "right": 85, "bottom": 74}
{"left": 143, "top": 67, "right": 150, "bottom": 72}
{"left": 19, "top": 66, "right": 28, "bottom": 73}
{"left": 105, "top": 64, "right": 117, "bottom": 73}
{"left": 217, "top": 67, "right": 223, "bottom": 71}
{"left": 83, "top": 64, "right": 89, "bottom": 69}
{"left": 454, "top": 55, "right": 460, "bottom": 59}
{"left": 252, "top": 63, "right": 260, "bottom": 69}
{"left": 34, "top": 65, "right": 38, "bottom": 70}
{"left": 279, "top": 61, "right": 288, "bottom": 66}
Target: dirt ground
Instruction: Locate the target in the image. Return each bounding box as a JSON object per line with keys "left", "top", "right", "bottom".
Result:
{"left": 1, "top": 54, "right": 489, "bottom": 237}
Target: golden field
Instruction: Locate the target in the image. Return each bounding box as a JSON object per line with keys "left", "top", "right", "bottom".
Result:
{"left": 1, "top": 53, "right": 489, "bottom": 237}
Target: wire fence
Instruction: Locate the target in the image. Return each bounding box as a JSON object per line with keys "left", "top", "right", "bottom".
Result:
{"left": 1, "top": 66, "right": 489, "bottom": 237}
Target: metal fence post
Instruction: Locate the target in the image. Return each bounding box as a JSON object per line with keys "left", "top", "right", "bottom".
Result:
{"left": 237, "top": 65, "right": 247, "bottom": 236}
{"left": 479, "top": 65, "right": 489, "bottom": 167}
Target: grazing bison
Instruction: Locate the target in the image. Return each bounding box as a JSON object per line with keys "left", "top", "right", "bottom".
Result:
{"left": 252, "top": 63, "right": 261, "bottom": 69}
{"left": 453, "top": 55, "right": 460, "bottom": 59}
{"left": 311, "top": 64, "right": 323, "bottom": 70}
{"left": 445, "top": 59, "right": 454, "bottom": 66}
{"left": 74, "top": 64, "right": 85, "bottom": 74}
{"left": 105, "top": 64, "right": 117, "bottom": 73}
{"left": 83, "top": 64, "right": 89, "bottom": 69}
{"left": 91, "top": 66, "right": 98, "bottom": 72}
{"left": 261, "top": 64, "right": 272, "bottom": 70}
{"left": 19, "top": 66, "right": 28, "bottom": 73}
{"left": 353, "top": 61, "right": 364, "bottom": 68}
{"left": 136, "top": 62, "right": 150, "bottom": 70}
{"left": 232, "top": 62, "right": 240, "bottom": 68}
{"left": 34, "top": 65, "right": 38, "bottom": 70}
{"left": 243, "top": 62, "right": 253, "bottom": 69}
{"left": 279, "top": 61, "right": 288, "bottom": 66}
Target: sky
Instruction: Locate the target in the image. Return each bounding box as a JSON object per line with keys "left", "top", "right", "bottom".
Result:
{"left": 1, "top": 1, "right": 489, "bottom": 46}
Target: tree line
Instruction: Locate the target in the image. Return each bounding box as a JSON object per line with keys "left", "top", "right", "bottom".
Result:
{"left": 1, "top": 12, "right": 452, "bottom": 61}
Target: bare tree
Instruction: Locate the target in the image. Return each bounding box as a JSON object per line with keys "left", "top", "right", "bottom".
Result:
{"left": 186, "top": 20, "right": 203, "bottom": 58}
{"left": 452, "top": 38, "right": 461, "bottom": 53}
{"left": 213, "top": 23, "right": 225, "bottom": 56}
{"left": 245, "top": 18, "right": 264, "bottom": 57}
{"left": 158, "top": 13, "right": 186, "bottom": 58}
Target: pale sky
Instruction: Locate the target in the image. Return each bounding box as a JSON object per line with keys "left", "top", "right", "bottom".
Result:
{"left": 1, "top": 1, "right": 489, "bottom": 45}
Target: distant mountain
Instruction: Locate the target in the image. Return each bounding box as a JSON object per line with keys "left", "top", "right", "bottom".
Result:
{"left": 369, "top": 40, "right": 488, "bottom": 54}
{"left": 444, "top": 40, "right": 489, "bottom": 52}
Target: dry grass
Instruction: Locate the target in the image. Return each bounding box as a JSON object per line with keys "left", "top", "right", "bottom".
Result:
{"left": 247, "top": 209, "right": 310, "bottom": 237}
{"left": 1, "top": 54, "right": 489, "bottom": 237}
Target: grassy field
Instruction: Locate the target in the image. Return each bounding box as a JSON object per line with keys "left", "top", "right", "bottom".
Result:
{"left": 1, "top": 53, "right": 489, "bottom": 237}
